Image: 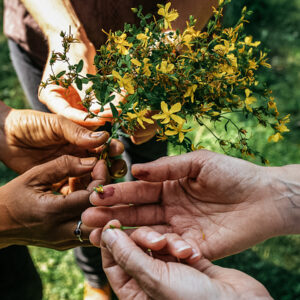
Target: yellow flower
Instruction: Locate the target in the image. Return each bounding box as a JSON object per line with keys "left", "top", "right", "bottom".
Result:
{"left": 268, "top": 100, "right": 279, "bottom": 116}
{"left": 137, "top": 28, "right": 151, "bottom": 47}
{"left": 126, "top": 102, "right": 154, "bottom": 129}
{"left": 268, "top": 132, "right": 283, "bottom": 143}
{"left": 227, "top": 53, "right": 238, "bottom": 68}
{"left": 131, "top": 58, "right": 142, "bottom": 67}
{"left": 157, "top": 2, "right": 179, "bottom": 29}
{"left": 248, "top": 59, "right": 258, "bottom": 70}
{"left": 112, "top": 70, "right": 135, "bottom": 94}
{"left": 156, "top": 60, "right": 174, "bottom": 74}
{"left": 132, "top": 58, "right": 151, "bottom": 76}
{"left": 275, "top": 114, "right": 290, "bottom": 133}
{"left": 184, "top": 84, "right": 197, "bottom": 103}
{"left": 244, "top": 89, "right": 256, "bottom": 112}
{"left": 275, "top": 123, "right": 289, "bottom": 133}
{"left": 114, "top": 33, "right": 133, "bottom": 55}
{"left": 181, "top": 24, "right": 206, "bottom": 47}
{"left": 152, "top": 101, "right": 184, "bottom": 124}
{"left": 165, "top": 122, "right": 192, "bottom": 143}
{"left": 142, "top": 58, "right": 152, "bottom": 77}
{"left": 244, "top": 36, "right": 261, "bottom": 47}
{"left": 214, "top": 40, "right": 235, "bottom": 56}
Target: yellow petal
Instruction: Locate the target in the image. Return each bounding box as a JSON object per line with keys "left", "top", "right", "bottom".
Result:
{"left": 169, "top": 102, "right": 182, "bottom": 114}
{"left": 161, "top": 101, "right": 169, "bottom": 114}
{"left": 131, "top": 58, "right": 141, "bottom": 66}
{"left": 142, "top": 117, "right": 154, "bottom": 124}
{"left": 165, "top": 130, "right": 177, "bottom": 136}
{"left": 112, "top": 70, "right": 121, "bottom": 80}
{"left": 152, "top": 114, "right": 167, "bottom": 120}
{"left": 245, "top": 89, "right": 251, "bottom": 98}
{"left": 179, "top": 132, "right": 185, "bottom": 143}
{"left": 170, "top": 114, "right": 184, "bottom": 124}
{"left": 127, "top": 112, "right": 137, "bottom": 119}
{"left": 137, "top": 118, "right": 146, "bottom": 129}
{"left": 165, "top": 2, "right": 171, "bottom": 12}
{"left": 161, "top": 116, "right": 171, "bottom": 124}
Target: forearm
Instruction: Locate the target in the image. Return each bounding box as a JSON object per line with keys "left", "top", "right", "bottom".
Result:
{"left": 0, "top": 185, "right": 16, "bottom": 249}
{"left": 0, "top": 102, "right": 12, "bottom": 162}
{"left": 171, "top": 0, "right": 218, "bottom": 30}
{"left": 269, "top": 165, "right": 300, "bottom": 235}
{"left": 21, "top": 0, "right": 89, "bottom": 46}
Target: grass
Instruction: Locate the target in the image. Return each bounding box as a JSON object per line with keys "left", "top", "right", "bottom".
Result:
{"left": 0, "top": 0, "right": 300, "bottom": 299}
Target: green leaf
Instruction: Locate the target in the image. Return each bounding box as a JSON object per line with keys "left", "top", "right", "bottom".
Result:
{"left": 76, "top": 60, "right": 84, "bottom": 73}
{"left": 75, "top": 78, "right": 82, "bottom": 90}
{"left": 110, "top": 103, "right": 119, "bottom": 118}
{"left": 56, "top": 71, "right": 66, "bottom": 78}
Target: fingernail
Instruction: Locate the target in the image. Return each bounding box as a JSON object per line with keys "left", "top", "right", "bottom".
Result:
{"left": 80, "top": 157, "right": 97, "bottom": 165}
{"left": 147, "top": 232, "right": 165, "bottom": 244}
{"left": 189, "top": 249, "right": 201, "bottom": 260}
{"left": 102, "top": 229, "right": 119, "bottom": 249}
{"left": 174, "top": 241, "right": 192, "bottom": 253}
{"left": 90, "top": 131, "right": 107, "bottom": 138}
{"left": 98, "top": 187, "right": 115, "bottom": 199}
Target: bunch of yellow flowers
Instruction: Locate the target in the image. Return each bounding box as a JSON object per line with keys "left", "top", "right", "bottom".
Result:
{"left": 43, "top": 0, "right": 289, "bottom": 163}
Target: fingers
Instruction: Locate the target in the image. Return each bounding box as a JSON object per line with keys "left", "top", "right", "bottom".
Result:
{"left": 28, "top": 155, "right": 97, "bottom": 186}
{"left": 130, "top": 228, "right": 201, "bottom": 262}
{"left": 132, "top": 150, "right": 214, "bottom": 182}
{"left": 82, "top": 204, "right": 165, "bottom": 228}
{"left": 53, "top": 190, "right": 92, "bottom": 215}
{"left": 89, "top": 181, "right": 162, "bottom": 206}
{"left": 130, "top": 227, "right": 167, "bottom": 251}
{"left": 101, "top": 221, "right": 160, "bottom": 280}
{"left": 87, "top": 160, "right": 111, "bottom": 191}
{"left": 108, "top": 139, "right": 125, "bottom": 157}
{"left": 58, "top": 115, "right": 110, "bottom": 149}
{"left": 100, "top": 220, "right": 144, "bottom": 299}
{"left": 39, "top": 87, "right": 109, "bottom": 126}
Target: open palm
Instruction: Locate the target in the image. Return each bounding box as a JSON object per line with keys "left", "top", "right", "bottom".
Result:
{"left": 83, "top": 150, "right": 285, "bottom": 261}
{"left": 100, "top": 221, "right": 272, "bottom": 300}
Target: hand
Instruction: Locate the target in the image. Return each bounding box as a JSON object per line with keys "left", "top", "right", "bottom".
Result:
{"left": 0, "top": 103, "right": 124, "bottom": 174}
{"left": 0, "top": 155, "right": 110, "bottom": 250}
{"left": 100, "top": 220, "right": 272, "bottom": 300}
{"left": 83, "top": 150, "right": 294, "bottom": 261}
{"left": 39, "top": 37, "right": 121, "bottom": 127}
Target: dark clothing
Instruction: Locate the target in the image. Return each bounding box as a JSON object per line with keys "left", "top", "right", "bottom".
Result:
{"left": 0, "top": 246, "right": 43, "bottom": 300}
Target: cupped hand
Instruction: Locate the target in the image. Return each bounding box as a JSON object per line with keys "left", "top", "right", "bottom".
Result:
{"left": 0, "top": 155, "right": 110, "bottom": 250}
{"left": 83, "top": 150, "right": 286, "bottom": 261}
{"left": 99, "top": 220, "right": 272, "bottom": 300}
{"left": 0, "top": 103, "right": 124, "bottom": 174}
{"left": 39, "top": 37, "right": 120, "bottom": 127}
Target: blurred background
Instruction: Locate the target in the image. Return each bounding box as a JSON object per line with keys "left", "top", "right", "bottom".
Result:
{"left": 1, "top": 0, "right": 299, "bottom": 299}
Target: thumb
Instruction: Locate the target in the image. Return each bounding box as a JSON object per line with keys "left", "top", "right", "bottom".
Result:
{"left": 28, "top": 155, "right": 97, "bottom": 186}
{"left": 131, "top": 150, "right": 214, "bottom": 182}
{"left": 57, "top": 115, "right": 109, "bottom": 148}
{"left": 101, "top": 221, "right": 166, "bottom": 297}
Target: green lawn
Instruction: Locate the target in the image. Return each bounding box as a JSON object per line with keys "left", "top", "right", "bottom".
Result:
{"left": 1, "top": 0, "right": 300, "bottom": 299}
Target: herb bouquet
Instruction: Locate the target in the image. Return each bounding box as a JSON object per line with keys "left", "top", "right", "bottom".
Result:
{"left": 42, "top": 0, "right": 289, "bottom": 164}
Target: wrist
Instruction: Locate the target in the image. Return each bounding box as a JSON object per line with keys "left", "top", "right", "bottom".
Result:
{"left": 0, "top": 186, "right": 16, "bottom": 249}
{"left": 266, "top": 165, "right": 300, "bottom": 235}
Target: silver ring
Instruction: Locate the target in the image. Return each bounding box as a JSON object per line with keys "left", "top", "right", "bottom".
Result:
{"left": 74, "top": 220, "right": 83, "bottom": 242}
